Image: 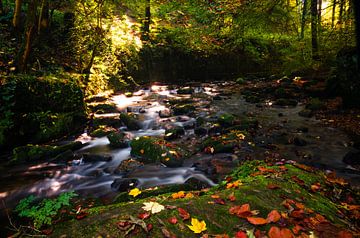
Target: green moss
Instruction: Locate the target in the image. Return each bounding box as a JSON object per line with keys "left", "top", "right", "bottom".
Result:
{"left": 107, "top": 131, "right": 129, "bottom": 148}
{"left": 172, "top": 104, "right": 195, "bottom": 115}
{"left": 120, "top": 113, "right": 141, "bottom": 130}
{"left": 217, "top": 113, "right": 236, "bottom": 127}
{"left": 89, "top": 126, "right": 116, "bottom": 137}
{"left": 306, "top": 98, "right": 326, "bottom": 111}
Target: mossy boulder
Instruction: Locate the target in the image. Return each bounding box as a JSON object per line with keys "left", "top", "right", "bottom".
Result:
{"left": 201, "top": 130, "right": 245, "bottom": 154}
{"left": 89, "top": 126, "right": 117, "bottom": 137}
{"left": 306, "top": 98, "right": 326, "bottom": 111}
{"left": 164, "top": 126, "right": 185, "bottom": 140}
{"left": 88, "top": 103, "right": 118, "bottom": 114}
{"left": 130, "top": 136, "right": 185, "bottom": 167}
{"left": 11, "top": 141, "right": 83, "bottom": 164}
{"left": 120, "top": 113, "right": 141, "bottom": 130}
{"left": 107, "top": 131, "right": 129, "bottom": 148}
{"left": 125, "top": 92, "right": 133, "bottom": 97}
{"left": 113, "top": 158, "right": 143, "bottom": 175}
{"left": 177, "top": 87, "right": 194, "bottom": 94}
{"left": 172, "top": 104, "right": 195, "bottom": 116}
{"left": 93, "top": 116, "right": 122, "bottom": 128}
{"left": 235, "top": 77, "right": 246, "bottom": 85}
{"left": 217, "top": 113, "right": 236, "bottom": 127}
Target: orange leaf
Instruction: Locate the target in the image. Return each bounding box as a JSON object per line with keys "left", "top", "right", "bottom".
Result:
{"left": 168, "top": 217, "right": 178, "bottom": 224}
{"left": 267, "top": 184, "right": 280, "bottom": 190}
{"left": 228, "top": 193, "right": 236, "bottom": 202}
{"left": 280, "top": 228, "right": 294, "bottom": 238}
{"left": 337, "top": 230, "right": 353, "bottom": 238}
{"left": 266, "top": 210, "right": 281, "bottom": 223}
{"left": 229, "top": 204, "right": 253, "bottom": 218}
{"left": 247, "top": 217, "right": 268, "bottom": 225}
{"left": 268, "top": 226, "right": 281, "bottom": 238}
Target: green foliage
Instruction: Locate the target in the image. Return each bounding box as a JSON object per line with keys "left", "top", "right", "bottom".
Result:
{"left": 15, "top": 192, "right": 78, "bottom": 229}
{"left": 0, "top": 79, "right": 16, "bottom": 146}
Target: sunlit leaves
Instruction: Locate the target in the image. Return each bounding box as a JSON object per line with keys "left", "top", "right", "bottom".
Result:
{"left": 129, "top": 188, "right": 141, "bottom": 197}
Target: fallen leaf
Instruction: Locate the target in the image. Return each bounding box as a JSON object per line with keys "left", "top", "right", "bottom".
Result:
{"left": 142, "top": 202, "right": 165, "bottom": 214}
{"left": 246, "top": 217, "right": 268, "bottom": 225}
{"left": 147, "top": 223, "right": 153, "bottom": 232}
{"left": 178, "top": 207, "right": 190, "bottom": 220}
{"left": 168, "top": 217, "right": 178, "bottom": 224}
{"left": 337, "top": 230, "right": 353, "bottom": 238}
{"left": 211, "top": 195, "right": 220, "bottom": 199}
{"left": 171, "top": 191, "right": 186, "bottom": 199}
{"left": 187, "top": 218, "right": 207, "bottom": 234}
{"left": 235, "top": 230, "right": 248, "bottom": 238}
{"left": 229, "top": 204, "right": 254, "bottom": 218}
{"left": 129, "top": 188, "right": 142, "bottom": 197}
{"left": 162, "top": 227, "right": 176, "bottom": 238}
{"left": 214, "top": 234, "right": 230, "bottom": 238}
{"left": 228, "top": 193, "right": 236, "bottom": 202}
{"left": 266, "top": 210, "right": 281, "bottom": 223}
{"left": 214, "top": 198, "right": 226, "bottom": 205}
{"left": 311, "top": 183, "right": 321, "bottom": 192}
{"left": 185, "top": 193, "right": 194, "bottom": 198}
{"left": 140, "top": 149, "right": 145, "bottom": 154}
{"left": 268, "top": 226, "right": 294, "bottom": 238}
{"left": 138, "top": 212, "right": 151, "bottom": 220}
{"left": 290, "top": 210, "right": 304, "bottom": 219}
{"left": 267, "top": 184, "right": 280, "bottom": 190}
{"left": 291, "top": 176, "right": 305, "bottom": 186}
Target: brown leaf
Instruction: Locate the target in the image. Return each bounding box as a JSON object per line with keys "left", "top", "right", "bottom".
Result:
{"left": 266, "top": 210, "right": 281, "bottom": 223}
{"left": 214, "top": 198, "right": 226, "bottom": 205}
{"left": 291, "top": 176, "right": 305, "bottom": 186}
{"left": 178, "top": 207, "right": 190, "bottom": 220}
{"left": 161, "top": 227, "right": 176, "bottom": 238}
{"left": 311, "top": 183, "right": 321, "bottom": 192}
{"left": 229, "top": 204, "right": 253, "bottom": 218}
{"left": 337, "top": 230, "right": 353, "bottom": 238}
{"left": 290, "top": 210, "right": 305, "bottom": 219}
{"left": 138, "top": 212, "right": 151, "bottom": 220}
{"left": 168, "top": 217, "right": 178, "bottom": 224}
{"left": 267, "top": 184, "right": 280, "bottom": 190}
{"left": 246, "top": 217, "right": 268, "bottom": 225}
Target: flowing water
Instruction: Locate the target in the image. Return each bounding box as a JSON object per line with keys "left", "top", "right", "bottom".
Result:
{"left": 0, "top": 83, "right": 359, "bottom": 225}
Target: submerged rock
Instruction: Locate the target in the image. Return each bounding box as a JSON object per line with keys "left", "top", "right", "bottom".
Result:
{"left": 111, "top": 178, "right": 139, "bottom": 192}
{"left": 113, "top": 158, "right": 143, "bottom": 175}
{"left": 107, "top": 131, "right": 129, "bottom": 148}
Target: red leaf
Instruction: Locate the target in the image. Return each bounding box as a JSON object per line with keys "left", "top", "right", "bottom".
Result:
{"left": 291, "top": 176, "right": 305, "bottom": 186}
{"left": 266, "top": 210, "right": 281, "bottom": 223}
{"left": 280, "top": 228, "right": 294, "bottom": 238}
{"left": 229, "top": 204, "right": 253, "bottom": 218}
{"left": 268, "top": 226, "right": 281, "bottom": 238}
{"left": 41, "top": 228, "right": 53, "bottom": 235}
{"left": 311, "top": 183, "right": 321, "bottom": 192}
{"left": 168, "top": 217, "right": 178, "bottom": 224}
{"left": 228, "top": 193, "right": 236, "bottom": 202}
{"left": 235, "top": 231, "right": 248, "bottom": 238}
{"left": 147, "top": 223, "right": 153, "bottom": 232}
{"left": 338, "top": 230, "right": 353, "bottom": 238}
{"left": 290, "top": 210, "right": 304, "bottom": 219}
{"left": 138, "top": 212, "right": 151, "bottom": 220}
{"left": 214, "top": 198, "right": 226, "bottom": 205}
{"left": 178, "top": 207, "right": 190, "bottom": 220}
{"left": 246, "top": 217, "right": 268, "bottom": 225}
{"left": 76, "top": 212, "right": 88, "bottom": 220}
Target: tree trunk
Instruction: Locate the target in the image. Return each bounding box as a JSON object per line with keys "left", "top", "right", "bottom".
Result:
{"left": 318, "top": 0, "right": 322, "bottom": 24}
{"left": 142, "top": 0, "right": 151, "bottom": 41}
{"left": 13, "top": 0, "right": 23, "bottom": 31}
{"left": 354, "top": 0, "right": 360, "bottom": 71}
{"left": 17, "top": 0, "right": 38, "bottom": 72}
{"left": 339, "top": 0, "right": 345, "bottom": 28}
{"left": 38, "top": 0, "right": 49, "bottom": 34}
{"left": 0, "top": 0, "right": 4, "bottom": 15}
{"left": 332, "top": 0, "right": 337, "bottom": 28}
{"left": 300, "top": 0, "right": 308, "bottom": 39}
{"left": 311, "top": 0, "right": 319, "bottom": 59}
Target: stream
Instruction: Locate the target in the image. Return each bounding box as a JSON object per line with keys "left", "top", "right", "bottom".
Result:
{"left": 0, "top": 82, "right": 359, "bottom": 220}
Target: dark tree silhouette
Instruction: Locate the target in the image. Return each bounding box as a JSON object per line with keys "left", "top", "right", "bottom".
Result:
{"left": 354, "top": 0, "right": 360, "bottom": 70}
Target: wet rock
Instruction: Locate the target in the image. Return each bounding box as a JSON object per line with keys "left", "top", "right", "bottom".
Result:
{"left": 343, "top": 151, "right": 360, "bottom": 165}
{"left": 139, "top": 108, "right": 146, "bottom": 113}
{"left": 111, "top": 178, "right": 139, "bottom": 192}
{"left": 90, "top": 126, "right": 117, "bottom": 138}
{"left": 195, "top": 127, "right": 207, "bottom": 136}
{"left": 296, "top": 127, "right": 309, "bottom": 133}
{"left": 127, "top": 106, "right": 145, "bottom": 113}
{"left": 213, "top": 95, "right": 222, "bottom": 100}
{"left": 208, "top": 124, "right": 223, "bottom": 135}
{"left": 279, "top": 76, "right": 292, "bottom": 85}
{"left": 82, "top": 153, "right": 112, "bottom": 162}
{"left": 86, "top": 169, "right": 103, "bottom": 177}
{"left": 177, "top": 87, "right": 194, "bottom": 95}
{"left": 172, "top": 104, "right": 195, "bottom": 115}
{"left": 196, "top": 117, "right": 205, "bottom": 126}
{"left": 245, "top": 95, "right": 261, "bottom": 103}
{"left": 107, "top": 131, "right": 129, "bottom": 148}
{"left": 298, "top": 109, "right": 313, "bottom": 118}
{"left": 159, "top": 109, "right": 172, "bottom": 118}
{"left": 177, "top": 115, "right": 191, "bottom": 122}
{"left": 113, "top": 158, "right": 143, "bottom": 175}
{"left": 51, "top": 150, "right": 75, "bottom": 163}
{"left": 275, "top": 87, "right": 288, "bottom": 98}
{"left": 89, "top": 103, "right": 118, "bottom": 114}
{"left": 120, "top": 113, "right": 141, "bottom": 130}
{"left": 168, "top": 98, "right": 194, "bottom": 105}
{"left": 125, "top": 92, "right": 133, "bottom": 97}
{"left": 165, "top": 126, "right": 185, "bottom": 141}
{"left": 93, "top": 116, "right": 122, "bottom": 128}
{"left": 293, "top": 137, "right": 307, "bottom": 146}
{"left": 184, "top": 177, "right": 211, "bottom": 190}
{"left": 274, "top": 98, "right": 298, "bottom": 107}
{"left": 202, "top": 136, "right": 236, "bottom": 154}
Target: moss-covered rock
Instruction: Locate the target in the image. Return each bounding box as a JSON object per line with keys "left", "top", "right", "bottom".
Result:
{"left": 217, "top": 113, "right": 236, "bottom": 127}
{"left": 93, "top": 116, "right": 122, "bottom": 128}
{"left": 306, "top": 98, "right": 326, "bottom": 111}
{"left": 88, "top": 103, "right": 118, "bottom": 114}
{"left": 120, "top": 113, "right": 141, "bottom": 130}
{"left": 11, "top": 141, "right": 83, "bottom": 164}
{"left": 235, "top": 77, "right": 246, "bottom": 85}
{"left": 89, "top": 126, "right": 117, "bottom": 137}
{"left": 177, "top": 87, "right": 194, "bottom": 94}
{"left": 172, "top": 104, "right": 195, "bottom": 116}
{"left": 164, "top": 126, "right": 185, "bottom": 141}
{"left": 130, "top": 136, "right": 185, "bottom": 167}
{"left": 113, "top": 158, "right": 143, "bottom": 175}
{"left": 107, "top": 131, "right": 129, "bottom": 148}
{"left": 125, "top": 92, "right": 133, "bottom": 97}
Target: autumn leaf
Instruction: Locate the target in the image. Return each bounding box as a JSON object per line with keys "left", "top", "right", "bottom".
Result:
{"left": 140, "top": 149, "right": 145, "bottom": 154}
{"left": 171, "top": 191, "right": 185, "bottom": 199}
{"left": 229, "top": 204, "right": 257, "bottom": 218}
{"left": 187, "top": 218, "right": 207, "bottom": 233}
{"left": 266, "top": 210, "right": 281, "bottom": 223}
{"left": 311, "top": 183, "right": 321, "bottom": 192}
{"left": 138, "top": 212, "right": 151, "bottom": 220}
{"left": 337, "top": 230, "right": 353, "bottom": 238}
{"left": 214, "top": 198, "right": 226, "bottom": 205}
{"left": 185, "top": 192, "right": 194, "bottom": 198}
{"left": 142, "top": 202, "right": 165, "bottom": 214}
{"left": 168, "top": 217, "right": 178, "bottom": 224}
{"left": 267, "top": 183, "right": 280, "bottom": 190}
{"left": 268, "top": 226, "right": 294, "bottom": 238}
{"left": 235, "top": 230, "right": 248, "bottom": 238}
{"left": 226, "top": 180, "right": 242, "bottom": 189}
{"left": 246, "top": 217, "right": 268, "bottom": 225}
{"left": 129, "top": 188, "right": 142, "bottom": 197}
{"left": 178, "top": 207, "right": 190, "bottom": 220}
{"left": 146, "top": 223, "right": 153, "bottom": 232}
{"left": 228, "top": 193, "right": 236, "bottom": 202}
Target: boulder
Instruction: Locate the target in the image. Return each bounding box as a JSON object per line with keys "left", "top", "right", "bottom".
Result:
{"left": 177, "top": 87, "right": 194, "bottom": 95}
{"left": 120, "top": 113, "right": 141, "bottom": 130}
{"left": 159, "top": 109, "right": 172, "bottom": 118}
{"left": 164, "top": 126, "right": 185, "bottom": 141}
{"left": 90, "top": 126, "right": 117, "bottom": 137}
{"left": 107, "top": 131, "right": 129, "bottom": 148}
{"left": 111, "top": 178, "right": 139, "bottom": 192}
{"left": 113, "top": 158, "right": 143, "bottom": 175}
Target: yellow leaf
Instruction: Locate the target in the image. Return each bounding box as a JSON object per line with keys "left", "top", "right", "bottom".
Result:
{"left": 165, "top": 157, "right": 170, "bottom": 161}
{"left": 140, "top": 149, "right": 145, "bottom": 154}
{"left": 187, "top": 218, "right": 207, "bottom": 233}
{"left": 172, "top": 191, "right": 186, "bottom": 199}
{"left": 129, "top": 188, "right": 141, "bottom": 197}
{"left": 142, "top": 202, "right": 165, "bottom": 214}
{"left": 185, "top": 193, "right": 194, "bottom": 198}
